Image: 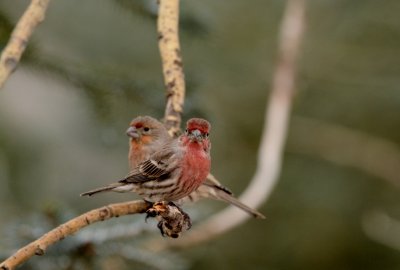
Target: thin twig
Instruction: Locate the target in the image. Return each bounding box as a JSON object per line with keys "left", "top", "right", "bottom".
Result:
{"left": 0, "top": 0, "right": 51, "bottom": 89}
{"left": 145, "top": 0, "right": 307, "bottom": 250}
{"left": 0, "top": 200, "right": 151, "bottom": 270}
{"left": 158, "top": 0, "right": 185, "bottom": 136}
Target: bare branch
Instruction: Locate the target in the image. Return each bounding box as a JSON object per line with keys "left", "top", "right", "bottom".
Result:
{"left": 158, "top": 0, "right": 185, "bottom": 136}
{"left": 0, "top": 0, "right": 51, "bottom": 89}
{"left": 0, "top": 200, "right": 151, "bottom": 270}
{"left": 145, "top": 0, "right": 307, "bottom": 250}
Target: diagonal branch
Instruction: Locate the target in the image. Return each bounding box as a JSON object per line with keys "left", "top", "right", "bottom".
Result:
{"left": 158, "top": 0, "right": 185, "bottom": 136}
{"left": 146, "top": 0, "right": 307, "bottom": 250}
{"left": 0, "top": 200, "right": 151, "bottom": 270}
{"left": 0, "top": 0, "right": 51, "bottom": 89}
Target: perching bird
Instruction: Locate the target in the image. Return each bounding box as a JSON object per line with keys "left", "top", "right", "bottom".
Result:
{"left": 82, "top": 116, "right": 265, "bottom": 219}
{"left": 126, "top": 116, "right": 172, "bottom": 169}
{"left": 81, "top": 118, "right": 212, "bottom": 202}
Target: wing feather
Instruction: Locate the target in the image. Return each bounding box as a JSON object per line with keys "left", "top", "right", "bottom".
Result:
{"left": 119, "top": 145, "right": 175, "bottom": 184}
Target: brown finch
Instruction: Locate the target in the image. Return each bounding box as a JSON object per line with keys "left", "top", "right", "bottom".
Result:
{"left": 125, "top": 116, "right": 265, "bottom": 218}
{"left": 81, "top": 118, "right": 211, "bottom": 202}
{"left": 125, "top": 116, "right": 172, "bottom": 169}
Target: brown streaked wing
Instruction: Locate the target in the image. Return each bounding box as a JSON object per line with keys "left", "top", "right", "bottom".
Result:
{"left": 119, "top": 147, "right": 174, "bottom": 184}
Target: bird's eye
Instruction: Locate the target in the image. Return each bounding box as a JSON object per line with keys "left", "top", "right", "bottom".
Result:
{"left": 185, "top": 129, "right": 188, "bottom": 134}
{"left": 143, "top": 127, "right": 150, "bottom": 132}
{"left": 205, "top": 133, "right": 209, "bottom": 137}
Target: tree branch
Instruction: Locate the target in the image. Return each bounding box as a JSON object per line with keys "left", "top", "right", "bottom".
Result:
{"left": 145, "top": 0, "right": 307, "bottom": 250}
{"left": 158, "top": 0, "right": 185, "bottom": 136}
{"left": 0, "top": 0, "right": 51, "bottom": 89}
{"left": 0, "top": 200, "right": 151, "bottom": 270}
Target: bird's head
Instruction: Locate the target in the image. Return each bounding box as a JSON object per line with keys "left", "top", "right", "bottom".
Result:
{"left": 185, "top": 118, "right": 211, "bottom": 142}
{"left": 126, "top": 116, "right": 168, "bottom": 144}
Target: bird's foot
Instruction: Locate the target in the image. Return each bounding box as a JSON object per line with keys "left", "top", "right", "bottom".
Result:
{"left": 145, "top": 201, "right": 192, "bottom": 238}
{"left": 145, "top": 201, "right": 165, "bottom": 219}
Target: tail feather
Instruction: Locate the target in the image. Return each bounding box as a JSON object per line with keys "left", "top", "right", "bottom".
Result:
{"left": 212, "top": 189, "right": 266, "bottom": 219}
{"left": 80, "top": 183, "right": 123, "bottom": 197}
{"left": 204, "top": 174, "right": 233, "bottom": 195}
{"left": 194, "top": 184, "right": 266, "bottom": 219}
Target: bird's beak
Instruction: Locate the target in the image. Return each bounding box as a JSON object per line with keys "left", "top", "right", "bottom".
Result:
{"left": 191, "top": 129, "right": 202, "bottom": 141}
{"left": 126, "top": 126, "right": 140, "bottom": 139}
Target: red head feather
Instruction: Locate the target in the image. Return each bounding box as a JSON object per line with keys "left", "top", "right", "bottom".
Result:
{"left": 186, "top": 118, "right": 211, "bottom": 134}
{"left": 130, "top": 116, "right": 163, "bottom": 129}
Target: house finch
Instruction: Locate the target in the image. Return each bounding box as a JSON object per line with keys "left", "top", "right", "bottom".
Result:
{"left": 126, "top": 116, "right": 172, "bottom": 169}
{"left": 81, "top": 118, "right": 211, "bottom": 202}
{"left": 82, "top": 116, "right": 265, "bottom": 219}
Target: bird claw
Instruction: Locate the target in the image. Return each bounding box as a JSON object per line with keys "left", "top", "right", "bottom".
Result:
{"left": 146, "top": 201, "right": 168, "bottom": 218}
{"left": 145, "top": 201, "right": 192, "bottom": 238}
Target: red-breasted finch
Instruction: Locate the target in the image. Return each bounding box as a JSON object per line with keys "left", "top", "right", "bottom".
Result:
{"left": 81, "top": 118, "right": 212, "bottom": 202}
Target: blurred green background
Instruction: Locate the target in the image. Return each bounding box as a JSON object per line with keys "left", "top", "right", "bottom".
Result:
{"left": 1, "top": 0, "right": 400, "bottom": 269}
